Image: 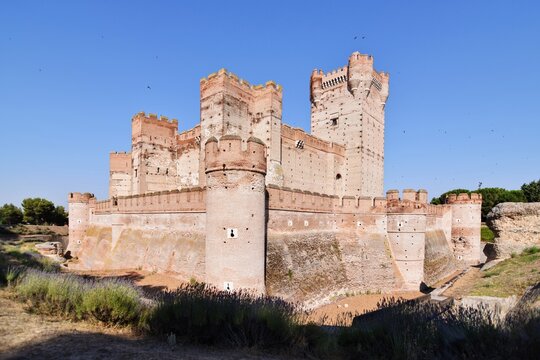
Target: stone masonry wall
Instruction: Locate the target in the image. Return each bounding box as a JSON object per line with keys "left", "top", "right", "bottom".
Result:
{"left": 487, "top": 202, "right": 540, "bottom": 258}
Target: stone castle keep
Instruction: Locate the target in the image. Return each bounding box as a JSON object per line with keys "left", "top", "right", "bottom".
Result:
{"left": 68, "top": 52, "right": 482, "bottom": 302}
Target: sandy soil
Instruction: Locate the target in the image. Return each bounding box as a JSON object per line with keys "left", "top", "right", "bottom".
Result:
{"left": 308, "top": 291, "right": 423, "bottom": 325}
{"left": 71, "top": 270, "right": 424, "bottom": 326}
{"left": 441, "top": 267, "right": 482, "bottom": 299}
{"left": 68, "top": 269, "right": 187, "bottom": 293}
{"left": 0, "top": 291, "right": 290, "bottom": 360}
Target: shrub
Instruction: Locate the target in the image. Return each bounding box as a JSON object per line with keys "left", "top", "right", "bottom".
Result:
{"left": 16, "top": 270, "right": 85, "bottom": 318}
{"left": 523, "top": 246, "right": 540, "bottom": 255}
{"left": 15, "top": 269, "right": 144, "bottom": 325}
{"left": 143, "top": 283, "right": 301, "bottom": 348}
{"left": 81, "top": 280, "right": 142, "bottom": 325}
{"left": 481, "top": 226, "right": 495, "bottom": 243}
{"left": 6, "top": 266, "right": 23, "bottom": 286}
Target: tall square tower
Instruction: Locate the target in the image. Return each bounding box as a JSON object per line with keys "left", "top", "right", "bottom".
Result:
{"left": 310, "top": 52, "right": 389, "bottom": 197}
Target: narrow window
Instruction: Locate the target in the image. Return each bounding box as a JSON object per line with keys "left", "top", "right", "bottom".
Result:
{"left": 330, "top": 118, "right": 338, "bottom": 126}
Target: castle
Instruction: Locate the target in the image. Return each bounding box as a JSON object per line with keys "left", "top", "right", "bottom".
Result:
{"left": 68, "top": 52, "right": 482, "bottom": 302}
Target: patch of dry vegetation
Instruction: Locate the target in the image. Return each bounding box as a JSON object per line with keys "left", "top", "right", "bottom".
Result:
{"left": 471, "top": 246, "right": 540, "bottom": 297}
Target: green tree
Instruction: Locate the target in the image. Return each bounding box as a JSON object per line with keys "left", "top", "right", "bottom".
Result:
{"left": 430, "top": 189, "right": 470, "bottom": 205}
{"left": 0, "top": 204, "right": 24, "bottom": 225}
{"left": 521, "top": 179, "right": 540, "bottom": 202}
{"left": 21, "top": 198, "right": 56, "bottom": 225}
{"left": 52, "top": 206, "right": 68, "bottom": 226}
{"left": 477, "top": 188, "right": 525, "bottom": 220}
{"left": 431, "top": 187, "right": 526, "bottom": 220}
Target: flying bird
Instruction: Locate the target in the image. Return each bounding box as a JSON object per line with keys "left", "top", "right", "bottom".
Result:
{"left": 146, "top": 85, "right": 151, "bottom": 90}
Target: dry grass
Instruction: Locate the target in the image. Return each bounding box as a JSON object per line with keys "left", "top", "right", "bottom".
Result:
{"left": 471, "top": 247, "right": 540, "bottom": 297}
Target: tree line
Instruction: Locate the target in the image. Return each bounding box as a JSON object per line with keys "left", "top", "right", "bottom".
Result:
{"left": 0, "top": 198, "right": 68, "bottom": 226}
{"left": 431, "top": 179, "right": 540, "bottom": 220}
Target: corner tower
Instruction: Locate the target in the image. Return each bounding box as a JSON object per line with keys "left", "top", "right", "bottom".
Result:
{"left": 204, "top": 135, "right": 267, "bottom": 293}
{"left": 67, "top": 192, "right": 94, "bottom": 257}
{"left": 310, "top": 52, "right": 389, "bottom": 197}
{"left": 447, "top": 193, "right": 482, "bottom": 265}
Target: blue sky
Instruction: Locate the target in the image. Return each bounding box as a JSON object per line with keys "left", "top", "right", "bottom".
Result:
{"left": 1, "top": 0, "right": 539, "bottom": 207}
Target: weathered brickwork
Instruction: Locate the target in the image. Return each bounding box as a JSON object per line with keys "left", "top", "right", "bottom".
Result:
{"left": 68, "top": 52, "right": 482, "bottom": 302}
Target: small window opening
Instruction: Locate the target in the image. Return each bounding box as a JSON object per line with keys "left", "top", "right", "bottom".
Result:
{"left": 336, "top": 173, "right": 342, "bottom": 180}
{"left": 330, "top": 118, "right": 338, "bottom": 126}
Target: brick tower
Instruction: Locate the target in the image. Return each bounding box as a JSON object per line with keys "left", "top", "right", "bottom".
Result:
{"left": 310, "top": 52, "right": 389, "bottom": 197}
{"left": 447, "top": 193, "right": 482, "bottom": 265}
{"left": 204, "top": 135, "right": 267, "bottom": 293}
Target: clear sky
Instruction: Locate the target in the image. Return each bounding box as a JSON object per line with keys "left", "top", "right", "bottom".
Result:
{"left": 1, "top": 0, "right": 539, "bottom": 208}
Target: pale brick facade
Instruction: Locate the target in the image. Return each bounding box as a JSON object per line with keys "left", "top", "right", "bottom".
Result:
{"left": 69, "top": 52, "right": 482, "bottom": 300}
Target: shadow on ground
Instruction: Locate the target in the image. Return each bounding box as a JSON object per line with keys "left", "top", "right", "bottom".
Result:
{"left": 1, "top": 331, "right": 283, "bottom": 360}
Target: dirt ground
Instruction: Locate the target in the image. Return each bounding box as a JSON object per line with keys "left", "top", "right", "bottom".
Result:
{"left": 0, "top": 291, "right": 290, "bottom": 360}
{"left": 68, "top": 269, "right": 187, "bottom": 293}
{"left": 441, "top": 267, "right": 482, "bottom": 299}
{"left": 308, "top": 291, "right": 423, "bottom": 325}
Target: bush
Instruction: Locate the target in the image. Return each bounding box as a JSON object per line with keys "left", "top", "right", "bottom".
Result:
{"left": 523, "top": 246, "right": 540, "bottom": 255}
{"left": 82, "top": 280, "right": 142, "bottom": 325}
{"left": 16, "top": 270, "right": 85, "bottom": 318}
{"left": 143, "top": 283, "right": 301, "bottom": 348}
{"left": 481, "top": 226, "right": 495, "bottom": 243}
{"left": 15, "top": 269, "right": 144, "bottom": 325}
{"left": 338, "top": 297, "right": 539, "bottom": 359}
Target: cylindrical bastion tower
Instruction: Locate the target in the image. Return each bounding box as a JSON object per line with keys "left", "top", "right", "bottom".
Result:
{"left": 204, "top": 135, "right": 267, "bottom": 293}
{"left": 386, "top": 189, "right": 428, "bottom": 290}
{"left": 67, "top": 192, "right": 94, "bottom": 257}
{"left": 447, "top": 193, "right": 482, "bottom": 265}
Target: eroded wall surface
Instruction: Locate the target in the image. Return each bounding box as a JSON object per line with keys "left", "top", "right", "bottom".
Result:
{"left": 72, "top": 212, "right": 206, "bottom": 281}
{"left": 487, "top": 202, "right": 540, "bottom": 258}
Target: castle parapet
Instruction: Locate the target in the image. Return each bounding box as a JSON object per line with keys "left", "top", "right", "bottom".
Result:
{"left": 200, "top": 68, "right": 282, "bottom": 98}
{"left": 385, "top": 189, "right": 429, "bottom": 213}
{"left": 281, "top": 124, "right": 345, "bottom": 156}
{"left": 68, "top": 192, "right": 94, "bottom": 203}
{"left": 132, "top": 111, "right": 178, "bottom": 128}
{"left": 204, "top": 136, "right": 266, "bottom": 175}
{"left": 446, "top": 192, "right": 482, "bottom": 204}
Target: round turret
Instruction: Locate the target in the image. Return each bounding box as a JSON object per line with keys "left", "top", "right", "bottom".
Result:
{"left": 67, "top": 192, "right": 95, "bottom": 257}
{"left": 347, "top": 52, "right": 374, "bottom": 97}
{"left": 310, "top": 69, "right": 323, "bottom": 106}
{"left": 204, "top": 136, "right": 267, "bottom": 293}
{"left": 447, "top": 193, "right": 482, "bottom": 265}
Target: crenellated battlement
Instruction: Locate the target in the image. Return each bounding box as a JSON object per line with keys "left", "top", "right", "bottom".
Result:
{"left": 200, "top": 68, "right": 282, "bottom": 94}
{"left": 132, "top": 111, "right": 178, "bottom": 128}
{"left": 281, "top": 124, "right": 345, "bottom": 156}
{"left": 267, "top": 184, "right": 390, "bottom": 213}
{"left": 385, "top": 189, "right": 430, "bottom": 214}
{"left": 446, "top": 192, "right": 483, "bottom": 204}
{"left": 386, "top": 189, "right": 429, "bottom": 203}
{"left": 204, "top": 135, "right": 266, "bottom": 175}
{"left": 68, "top": 192, "right": 94, "bottom": 203}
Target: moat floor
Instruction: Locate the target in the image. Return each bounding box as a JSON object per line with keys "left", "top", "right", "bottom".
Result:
{"left": 308, "top": 291, "right": 423, "bottom": 325}
{"left": 0, "top": 291, "right": 290, "bottom": 360}
{"left": 69, "top": 269, "right": 424, "bottom": 326}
